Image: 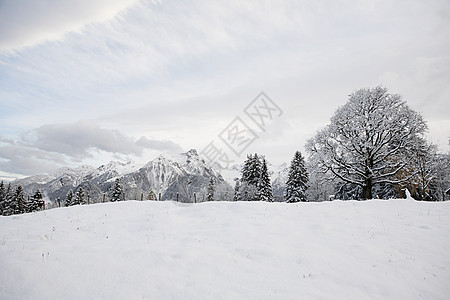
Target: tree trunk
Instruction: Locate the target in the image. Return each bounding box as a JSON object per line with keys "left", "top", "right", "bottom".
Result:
{"left": 362, "top": 178, "right": 372, "bottom": 200}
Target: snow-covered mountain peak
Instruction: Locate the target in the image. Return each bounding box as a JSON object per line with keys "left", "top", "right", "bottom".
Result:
{"left": 52, "top": 165, "right": 94, "bottom": 178}
{"left": 145, "top": 154, "right": 180, "bottom": 169}
{"left": 183, "top": 149, "right": 206, "bottom": 166}
{"left": 186, "top": 148, "right": 199, "bottom": 157}
{"left": 170, "top": 149, "right": 203, "bottom": 165}
{"left": 97, "top": 160, "right": 139, "bottom": 176}
{"left": 177, "top": 149, "right": 222, "bottom": 178}
{"left": 13, "top": 148, "right": 228, "bottom": 204}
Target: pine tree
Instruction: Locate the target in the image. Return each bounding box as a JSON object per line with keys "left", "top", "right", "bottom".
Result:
{"left": 0, "top": 181, "right": 5, "bottom": 215}
{"left": 258, "top": 157, "right": 273, "bottom": 202}
{"left": 73, "top": 187, "right": 86, "bottom": 205}
{"left": 13, "top": 185, "right": 26, "bottom": 214}
{"left": 285, "top": 151, "right": 309, "bottom": 202}
{"left": 29, "top": 189, "right": 45, "bottom": 212}
{"left": 241, "top": 154, "right": 259, "bottom": 201}
{"left": 233, "top": 179, "right": 240, "bottom": 201}
{"left": 241, "top": 154, "right": 262, "bottom": 186}
{"left": 249, "top": 154, "right": 262, "bottom": 186}
{"left": 2, "top": 184, "right": 14, "bottom": 216}
{"left": 207, "top": 177, "right": 215, "bottom": 201}
{"left": 147, "top": 188, "right": 155, "bottom": 200}
{"left": 240, "top": 153, "right": 272, "bottom": 201}
{"left": 65, "top": 189, "right": 74, "bottom": 207}
{"left": 242, "top": 183, "right": 258, "bottom": 201}
{"left": 241, "top": 154, "right": 253, "bottom": 184}
{"left": 110, "top": 179, "right": 123, "bottom": 202}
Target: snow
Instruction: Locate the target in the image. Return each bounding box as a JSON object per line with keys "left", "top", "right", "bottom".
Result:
{"left": 217, "top": 163, "right": 288, "bottom": 187}
{"left": 97, "top": 161, "right": 140, "bottom": 177}
{"left": 1, "top": 200, "right": 449, "bottom": 299}
{"left": 405, "top": 188, "right": 415, "bottom": 200}
{"left": 217, "top": 163, "right": 240, "bottom": 185}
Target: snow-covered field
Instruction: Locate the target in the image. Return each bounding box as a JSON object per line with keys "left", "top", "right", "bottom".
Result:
{"left": 1, "top": 200, "right": 449, "bottom": 299}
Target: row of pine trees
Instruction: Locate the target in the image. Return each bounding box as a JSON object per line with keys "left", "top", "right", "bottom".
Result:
{"left": 0, "top": 179, "right": 126, "bottom": 216}
{"left": 64, "top": 179, "right": 127, "bottom": 207}
{"left": 0, "top": 181, "right": 45, "bottom": 216}
{"left": 233, "top": 151, "right": 309, "bottom": 203}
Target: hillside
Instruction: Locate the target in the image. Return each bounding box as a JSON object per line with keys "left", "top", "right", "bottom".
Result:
{"left": 1, "top": 200, "right": 449, "bottom": 299}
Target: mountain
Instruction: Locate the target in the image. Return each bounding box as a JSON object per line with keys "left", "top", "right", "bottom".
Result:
{"left": 12, "top": 149, "right": 290, "bottom": 204}
{"left": 271, "top": 162, "right": 289, "bottom": 202}
{"left": 14, "top": 149, "right": 227, "bottom": 205}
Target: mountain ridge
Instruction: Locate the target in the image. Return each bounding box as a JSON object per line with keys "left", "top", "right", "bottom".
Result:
{"left": 12, "top": 149, "right": 289, "bottom": 204}
{"left": 13, "top": 149, "right": 228, "bottom": 204}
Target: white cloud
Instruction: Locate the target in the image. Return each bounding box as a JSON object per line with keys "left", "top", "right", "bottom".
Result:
{"left": 0, "top": 0, "right": 449, "bottom": 176}
{"left": 0, "top": 121, "right": 184, "bottom": 176}
{"left": 0, "top": 139, "right": 66, "bottom": 176}
{"left": 30, "top": 121, "right": 144, "bottom": 158}
{"left": 0, "top": 0, "right": 138, "bottom": 52}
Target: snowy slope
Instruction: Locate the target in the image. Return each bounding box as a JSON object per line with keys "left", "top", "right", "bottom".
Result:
{"left": 1, "top": 200, "right": 449, "bottom": 299}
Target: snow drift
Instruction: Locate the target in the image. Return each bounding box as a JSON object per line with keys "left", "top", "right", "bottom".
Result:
{"left": 1, "top": 200, "right": 449, "bottom": 299}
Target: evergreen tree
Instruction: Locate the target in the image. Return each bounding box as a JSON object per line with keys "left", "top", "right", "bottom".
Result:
{"left": 29, "top": 189, "right": 45, "bottom": 212}
{"left": 65, "top": 189, "right": 74, "bottom": 207}
{"left": 0, "top": 181, "right": 5, "bottom": 215}
{"left": 233, "top": 179, "right": 240, "bottom": 201}
{"left": 240, "top": 153, "right": 273, "bottom": 201}
{"left": 73, "top": 187, "right": 86, "bottom": 205}
{"left": 110, "top": 179, "right": 123, "bottom": 202}
{"left": 241, "top": 154, "right": 261, "bottom": 186}
{"left": 241, "top": 153, "right": 259, "bottom": 201}
{"left": 2, "top": 184, "right": 14, "bottom": 216}
{"left": 258, "top": 157, "right": 273, "bottom": 202}
{"left": 285, "top": 151, "right": 309, "bottom": 202}
{"left": 249, "top": 154, "right": 262, "bottom": 186}
{"left": 147, "top": 188, "right": 156, "bottom": 200}
{"left": 13, "top": 185, "right": 26, "bottom": 214}
{"left": 207, "top": 177, "right": 215, "bottom": 201}
{"left": 241, "top": 154, "right": 253, "bottom": 184}
{"left": 241, "top": 183, "right": 258, "bottom": 201}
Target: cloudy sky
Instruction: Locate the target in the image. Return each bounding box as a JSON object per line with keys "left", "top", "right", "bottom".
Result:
{"left": 1, "top": 0, "right": 449, "bottom": 180}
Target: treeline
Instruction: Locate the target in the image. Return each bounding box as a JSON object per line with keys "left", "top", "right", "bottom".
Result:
{"left": 0, "top": 181, "right": 45, "bottom": 216}
{"left": 233, "top": 86, "right": 450, "bottom": 203}
{"left": 1, "top": 86, "right": 448, "bottom": 215}
{"left": 0, "top": 178, "right": 158, "bottom": 216}
{"left": 231, "top": 152, "right": 308, "bottom": 203}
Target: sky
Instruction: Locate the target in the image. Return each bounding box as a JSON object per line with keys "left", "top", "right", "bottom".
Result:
{"left": 0, "top": 0, "right": 449, "bottom": 181}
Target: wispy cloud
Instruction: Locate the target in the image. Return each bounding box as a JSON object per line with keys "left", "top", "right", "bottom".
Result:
{"left": 29, "top": 121, "right": 145, "bottom": 158}
{"left": 0, "top": 121, "right": 184, "bottom": 176}
{"left": 136, "top": 137, "right": 183, "bottom": 153}
{"left": 0, "top": 0, "right": 138, "bottom": 52}
{"left": 0, "top": 0, "right": 449, "bottom": 178}
{"left": 0, "top": 139, "right": 66, "bottom": 176}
